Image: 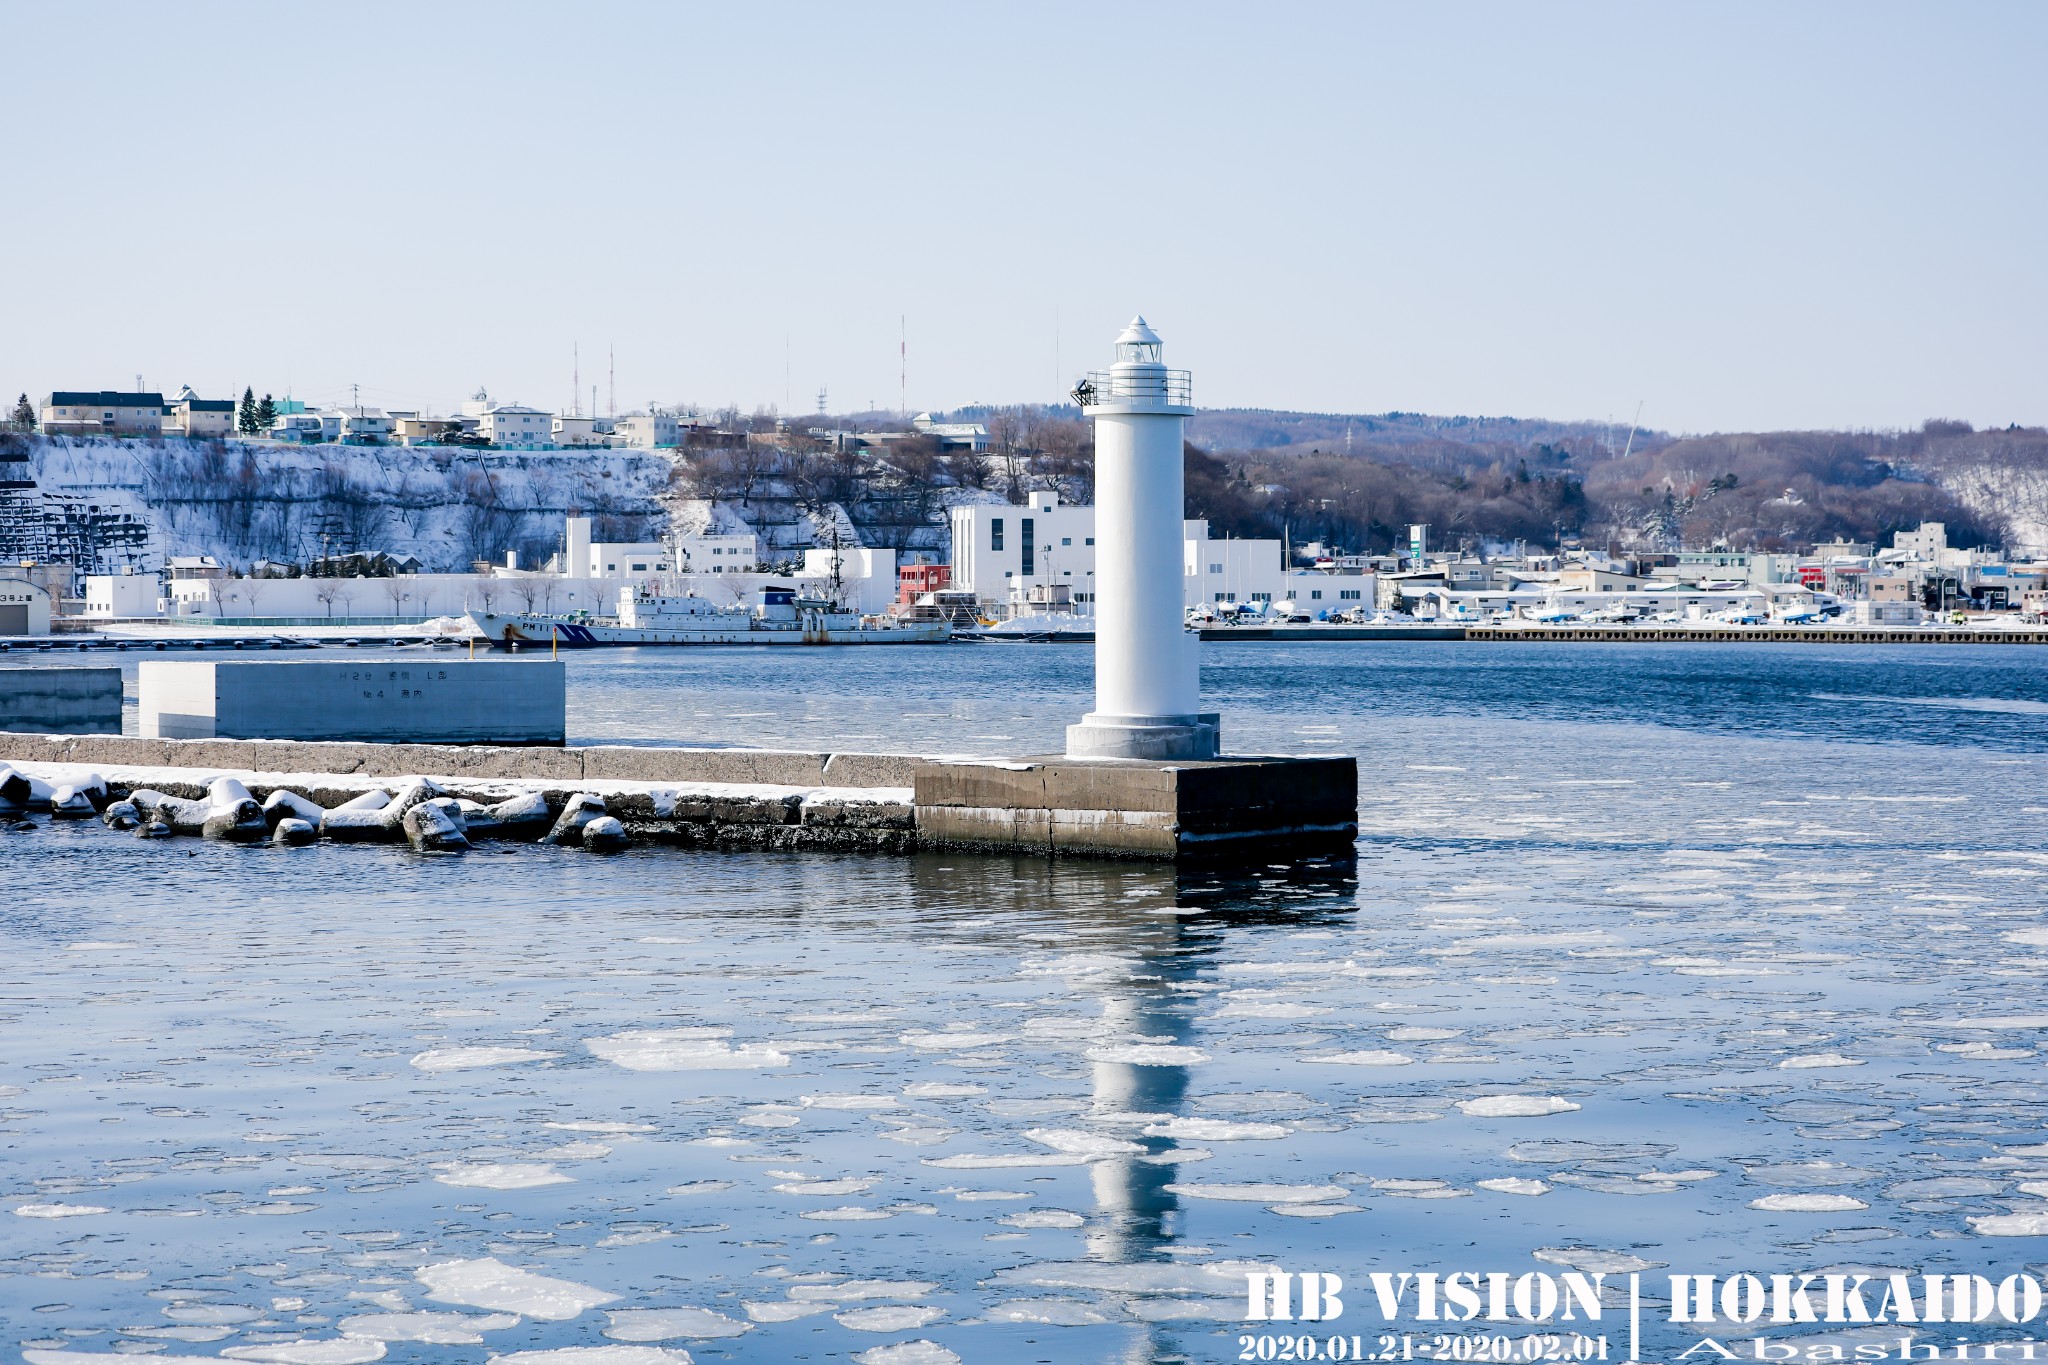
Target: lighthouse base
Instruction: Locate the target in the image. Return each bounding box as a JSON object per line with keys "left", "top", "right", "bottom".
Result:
{"left": 913, "top": 753, "right": 1357, "bottom": 861}
{"left": 1065, "top": 712, "right": 1221, "bottom": 762}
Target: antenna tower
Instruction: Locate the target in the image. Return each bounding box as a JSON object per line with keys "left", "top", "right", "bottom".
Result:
{"left": 1618, "top": 401, "right": 1644, "bottom": 462}
{"left": 607, "top": 344, "right": 615, "bottom": 418}
{"left": 899, "top": 316, "right": 906, "bottom": 418}
{"left": 573, "top": 343, "right": 580, "bottom": 417}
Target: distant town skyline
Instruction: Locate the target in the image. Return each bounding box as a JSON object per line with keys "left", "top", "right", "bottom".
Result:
{"left": 3, "top": 1, "right": 2042, "bottom": 435}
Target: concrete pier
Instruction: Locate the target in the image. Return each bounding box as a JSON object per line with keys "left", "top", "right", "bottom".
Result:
{"left": 0, "top": 666, "right": 124, "bottom": 735}
{"left": 0, "top": 734, "right": 1357, "bottom": 862}
{"left": 915, "top": 754, "right": 1358, "bottom": 859}
{"left": 139, "top": 659, "right": 566, "bottom": 744}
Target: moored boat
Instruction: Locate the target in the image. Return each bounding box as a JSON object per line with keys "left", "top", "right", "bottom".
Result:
{"left": 468, "top": 586, "right": 950, "bottom": 648}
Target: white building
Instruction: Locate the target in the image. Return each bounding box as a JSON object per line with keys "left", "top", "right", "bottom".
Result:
{"left": 477, "top": 403, "right": 552, "bottom": 448}
{"left": 1285, "top": 568, "right": 1373, "bottom": 612}
{"left": 563, "top": 515, "right": 669, "bottom": 580}
{"left": 612, "top": 413, "right": 680, "bottom": 448}
{"left": 1186, "top": 527, "right": 1284, "bottom": 607}
{"left": 166, "top": 572, "right": 625, "bottom": 621}
{"left": 948, "top": 490, "right": 1299, "bottom": 614}
{"left": 40, "top": 390, "right": 163, "bottom": 437}
{"left": 167, "top": 386, "right": 235, "bottom": 438}
{"left": 553, "top": 415, "right": 598, "bottom": 447}
{"left": 799, "top": 545, "right": 897, "bottom": 614}
{"left": 1893, "top": 522, "right": 1948, "bottom": 560}
{"left": 677, "top": 532, "right": 760, "bottom": 573}
{"left": 332, "top": 405, "right": 392, "bottom": 442}
{"left": 84, "top": 572, "right": 163, "bottom": 619}
{"left": 910, "top": 413, "right": 991, "bottom": 453}
{"left": 272, "top": 412, "right": 324, "bottom": 441}
{"left": 0, "top": 575, "right": 54, "bottom": 635}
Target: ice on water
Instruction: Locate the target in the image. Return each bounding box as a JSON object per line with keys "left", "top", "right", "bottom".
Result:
{"left": 9, "top": 648, "right": 2048, "bottom": 1361}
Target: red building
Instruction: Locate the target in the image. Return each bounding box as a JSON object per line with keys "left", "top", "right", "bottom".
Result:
{"left": 898, "top": 563, "right": 951, "bottom": 605}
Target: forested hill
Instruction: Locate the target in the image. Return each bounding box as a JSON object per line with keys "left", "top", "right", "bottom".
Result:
{"left": 1169, "top": 409, "right": 2048, "bottom": 556}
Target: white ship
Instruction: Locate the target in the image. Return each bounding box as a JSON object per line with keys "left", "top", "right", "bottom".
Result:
{"left": 468, "top": 585, "right": 950, "bottom": 648}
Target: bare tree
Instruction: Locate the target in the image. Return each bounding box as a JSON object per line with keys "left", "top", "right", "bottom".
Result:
{"left": 382, "top": 578, "right": 412, "bottom": 618}
{"left": 510, "top": 577, "right": 542, "bottom": 612}
{"left": 391, "top": 471, "right": 437, "bottom": 539}
{"left": 315, "top": 581, "right": 342, "bottom": 618}
{"left": 455, "top": 467, "right": 522, "bottom": 566}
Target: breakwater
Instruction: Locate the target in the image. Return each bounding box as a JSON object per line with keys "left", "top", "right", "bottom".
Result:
{"left": 973, "top": 622, "right": 2048, "bottom": 643}
{"left": 0, "top": 734, "right": 1356, "bottom": 861}
{"left": 1464, "top": 623, "right": 2048, "bottom": 644}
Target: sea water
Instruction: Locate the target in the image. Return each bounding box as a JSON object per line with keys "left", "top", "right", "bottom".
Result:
{"left": 3, "top": 641, "right": 2047, "bottom": 1363}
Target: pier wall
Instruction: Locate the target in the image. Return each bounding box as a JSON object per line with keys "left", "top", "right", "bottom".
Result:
{"left": 0, "top": 667, "right": 124, "bottom": 735}
{"left": 138, "top": 659, "right": 567, "bottom": 744}
{"left": 0, "top": 733, "right": 923, "bottom": 789}
{"left": 915, "top": 755, "right": 1359, "bottom": 859}
{"left": 2, "top": 738, "right": 1356, "bottom": 862}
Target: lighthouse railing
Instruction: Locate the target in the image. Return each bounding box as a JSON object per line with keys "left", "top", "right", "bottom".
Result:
{"left": 1073, "top": 369, "right": 1192, "bottom": 408}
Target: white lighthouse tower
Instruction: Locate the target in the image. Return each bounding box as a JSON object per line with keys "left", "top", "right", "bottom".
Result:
{"left": 1065, "top": 317, "right": 1220, "bottom": 761}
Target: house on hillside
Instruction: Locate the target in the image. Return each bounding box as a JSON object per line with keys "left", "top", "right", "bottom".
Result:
{"left": 40, "top": 391, "right": 165, "bottom": 436}
{"left": 166, "top": 386, "right": 235, "bottom": 438}
{"left": 910, "top": 413, "right": 991, "bottom": 453}
{"left": 613, "top": 413, "right": 680, "bottom": 448}
{"left": 477, "top": 403, "right": 551, "bottom": 448}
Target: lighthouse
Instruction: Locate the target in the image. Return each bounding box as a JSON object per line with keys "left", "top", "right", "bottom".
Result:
{"left": 1065, "top": 317, "right": 1220, "bottom": 761}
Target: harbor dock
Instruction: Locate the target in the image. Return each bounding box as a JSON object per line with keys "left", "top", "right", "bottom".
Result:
{"left": 0, "top": 733, "right": 1356, "bottom": 862}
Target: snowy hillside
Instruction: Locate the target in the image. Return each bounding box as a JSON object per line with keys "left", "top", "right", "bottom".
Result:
{"left": 13, "top": 434, "right": 1003, "bottom": 576}
{"left": 24, "top": 435, "right": 678, "bottom": 573}
{"left": 1915, "top": 454, "right": 2048, "bottom": 557}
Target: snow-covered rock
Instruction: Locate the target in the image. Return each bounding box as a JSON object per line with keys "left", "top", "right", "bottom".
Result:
{"left": 544, "top": 793, "right": 607, "bottom": 846}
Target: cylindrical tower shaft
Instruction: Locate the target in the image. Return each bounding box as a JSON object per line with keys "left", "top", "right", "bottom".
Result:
{"left": 1091, "top": 410, "right": 1195, "bottom": 720}
{"left": 1065, "top": 317, "right": 1220, "bottom": 762}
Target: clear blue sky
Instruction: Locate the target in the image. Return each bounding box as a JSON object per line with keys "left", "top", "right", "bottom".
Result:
{"left": 3, "top": 1, "right": 2041, "bottom": 434}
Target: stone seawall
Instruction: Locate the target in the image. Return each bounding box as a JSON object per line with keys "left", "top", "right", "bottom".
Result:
{"left": 1, "top": 736, "right": 1359, "bottom": 863}
{"left": 0, "top": 733, "right": 925, "bottom": 790}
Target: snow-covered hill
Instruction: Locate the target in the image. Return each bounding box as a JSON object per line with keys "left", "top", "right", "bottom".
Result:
{"left": 1909, "top": 441, "right": 2048, "bottom": 557}
{"left": 23, "top": 435, "right": 678, "bottom": 573}
{"left": 12, "top": 434, "right": 1004, "bottom": 576}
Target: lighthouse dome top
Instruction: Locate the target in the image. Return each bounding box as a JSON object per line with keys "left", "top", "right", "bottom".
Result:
{"left": 1073, "top": 314, "right": 1192, "bottom": 414}
{"left": 1113, "top": 315, "right": 1164, "bottom": 368}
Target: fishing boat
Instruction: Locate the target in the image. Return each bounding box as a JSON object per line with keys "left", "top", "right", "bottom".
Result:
{"left": 467, "top": 585, "right": 950, "bottom": 648}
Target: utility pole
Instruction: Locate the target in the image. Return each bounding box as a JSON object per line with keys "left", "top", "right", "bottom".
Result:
{"left": 573, "top": 343, "right": 580, "bottom": 417}
{"left": 899, "top": 316, "right": 906, "bottom": 419}
{"left": 608, "top": 345, "right": 615, "bottom": 419}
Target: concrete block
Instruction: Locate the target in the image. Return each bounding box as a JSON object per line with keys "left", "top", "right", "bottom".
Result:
{"left": 800, "top": 795, "right": 917, "bottom": 830}
{"left": 138, "top": 660, "right": 565, "bottom": 745}
{"left": 913, "top": 754, "right": 1358, "bottom": 861}
{"left": 0, "top": 666, "right": 123, "bottom": 735}
{"left": 822, "top": 752, "right": 925, "bottom": 787}
{"left": 0, "top": 733, "right": 916, "bottom": 789}
{"left": 664, "top": 791, "right": 804, "bottom": 826}
{"left": 581, "top": 745, "right": 831, "bottom": 786}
